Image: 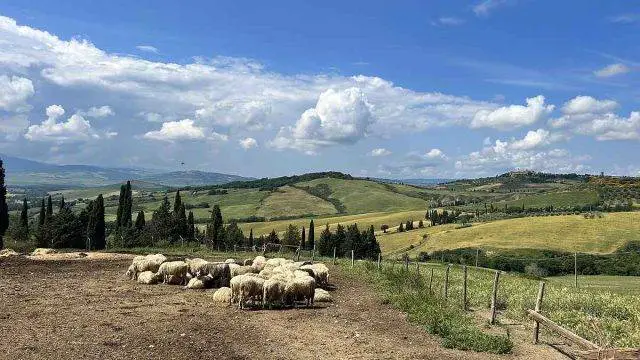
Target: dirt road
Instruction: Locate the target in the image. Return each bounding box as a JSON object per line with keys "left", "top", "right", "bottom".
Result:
{"left": 0, "top": 256, "right": 564, "bottom": 359}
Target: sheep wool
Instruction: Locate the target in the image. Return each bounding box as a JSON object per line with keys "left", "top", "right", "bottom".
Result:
{"left": 157, "top": 261, "right": 188, "bottom": 284}
{"left": 263, "top": 277, "right": 287, "bottom": 308}
{"left": 137, "top": 271, "right": 160, "bottom": 285}
{"left": 186, "top": 276, "right": 206, "bottom": 289}
{"left": 212, "top": 287, "right": 232, "bottom": 304}
{"left": 314, "top": 288, "right": 333, "bottom": 302}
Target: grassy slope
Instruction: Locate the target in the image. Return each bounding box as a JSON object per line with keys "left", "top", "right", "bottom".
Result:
{"left": 238, "top": 210, "right": 428, "bottom": 237}
{"left": 399, "top": 212, "right": 640, "bottom": 254}
{"left": 255, "top": 186, "right": 337, "bottom": 218}
{"left": 547, "top": 275, "right": 640, "bottom": 295}
{"left": 297, "top": 178, "right": 428, "bottom": 214}
{"left": 497, "top": 190, "right": 599, "bottom": 209}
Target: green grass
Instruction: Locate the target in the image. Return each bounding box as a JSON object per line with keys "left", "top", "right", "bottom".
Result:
{"left": 400, "top": 212, "right": 640, "bottom": 255}
{"left": 499, "top": 190, "right": 600, "bottom": 210}
{"left": 546, "top": 275, "right": 640, "bottom": 295}
{"left": 297, "top": 178, "right": 428, "bottom": 214}
{"left": 255, "top": 186, "right": 337, "bottom": 218}
{"left": 345, "top": 261, "right": 512, "bottom": 353}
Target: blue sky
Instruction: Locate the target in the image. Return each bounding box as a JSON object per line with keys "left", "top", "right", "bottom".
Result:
{"left": 0, "top": 0, "right": 638, "bottom": 178}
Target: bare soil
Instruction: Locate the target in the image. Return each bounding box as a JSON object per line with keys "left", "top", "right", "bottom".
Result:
{"left": 0, "top": 255, "right": 566, "bottom": 359}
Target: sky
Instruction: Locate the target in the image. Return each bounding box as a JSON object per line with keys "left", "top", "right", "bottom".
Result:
{"left": 0, "top": 0, "right": 638, "bottom": 179}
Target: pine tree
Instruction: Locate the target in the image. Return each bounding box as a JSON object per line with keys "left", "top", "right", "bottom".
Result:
{"left": 344, "top": 224, "right": 361, "bottom": 257}
{"left": 59, "top": 195, "right": 65, "bottom": 211}
{"left": 0, "top": 160, "right": 7, "bottom": 249}
{"left": 225, "top": 220, "right": 245, "bottom": 248}
{"left": 333, "top": 224, "right": 346, "bottom": 256}
{"left": 267, "top": 229, "right": 280, "bottom": 244}
{"left": 301, "top": 226, "right": 306, "bottom": 250}
{"left": 365, "top": 225, "right": 381, "bottom": 260}
{"left": 317, "top": 224, "right": 332, "bottom": 256}
{"left": 135, "top": 210, "right": 146, "bottom": 230}
{"left": 283, "top": 224, "right": 301, "bottom": 246}
{"left": 18, "top": 198, "right": 29, "bottom": 241}
{"left": 248, "top": 228, "right": 254, "bottom": 248}
{"left": 308, "top": 219, "right": 315, "bottom": 250}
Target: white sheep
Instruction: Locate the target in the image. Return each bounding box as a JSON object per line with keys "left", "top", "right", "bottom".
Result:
{"left": 157, "top": 261, "right": 188, "bottom": 285}
{"left": 265, "top": 257, "right": 286, "bottom": 267}
{"left": 284, "top": 275, "right": 315, "bottom": 307}
{"left": 239, "top": 275, "right": 264, "bottom": 309}
{"left": 137, "top": 271, "right": 161, "bottom": 285}
{"left": 185, "top": 276, "right": 206, "bottom": 289}
{"left": 263, "top": 277, "right": 287, "bottom": 308}
{"left": 225, "top": 258, "right": 236, "bottom": 264}
{"left": 212, "top": 287, "right": 232, "bottom": 304}
{"left": 185, "top": 258, "right": 209, "bottom": 276}
{"left": 231, "top": 265, "right": 258, "bottom": 277}
{"left": 301, "top": 263, "right": 329, "bottom": 286}
{"left": 252, "top": 255, "right": 267, "bottom": 271}
{"left": 314, "top": 288, "right": 333, "bottom": 302}
{"left": 127, "top": 253, "right": 167, "bottom": 280}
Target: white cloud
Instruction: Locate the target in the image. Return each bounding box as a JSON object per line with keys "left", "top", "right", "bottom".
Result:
{"left": 510, "top": 129, "right": 554, "bottom": 150}
{"left": 239, "top": 137, "right": 258, "bottom": 150}
{"left": 594, "top": 63, "right": 631, "bottom": 78}
{"left": 270, "top": 87, "right": 374, "bottom": 153}
{"left": 425, "top": 148, "right": 447, "bottom": 160}
{"left": 370, "top": 148, "right": 391, "bottom": 157}
{"left": 0, "top": 114, "right": 29, "bottom": 139}
{"left": 473, "top": 0, "right": 508, "bottom": 16}
{"left": 143, "top": 119, "right": 208, "bottom": 142}
{"left": 81, "top": 105, "right": 114, "bottom": 118}
{"left": 432, "top": 17, "right": 465, "bottom": 26}
{"left": 608, "top": 14, "right": 640, "bottom": 24}
{"left": 551, "top": 96, "right": 640, "bottom": 141}
{"left": 196, "top": 100, "right": 271, "bottom": 130}
{"left": 0, "top": 75, "right": 34, "bottom": 112}
{"left": 136, "top": 45, "right": 159, "bottom": 54}
{"left": 561, "top": 96, "right": 618, "bottom": 115}
{"left": 25, "top": 105, "right": 97, "bottom": 142}
{"left": 471, "top": 95, "right": 554, "bottom": 130}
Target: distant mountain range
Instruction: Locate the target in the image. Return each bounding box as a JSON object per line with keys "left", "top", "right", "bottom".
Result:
{"left": 0, "top": 154, "right": 252, "bottom": 187}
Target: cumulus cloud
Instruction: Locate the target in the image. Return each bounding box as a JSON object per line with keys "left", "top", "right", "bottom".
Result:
{"left": 550, "top": 96, "right": 640, "bottom": 141}
{"left": 143, "top": 119, "right": 211, "bottom": 142}
{"left": 270, "top": 88, "right": 374, "bottom": 153}
{"left": 196, "top": 100, "right": 271, "bottom": 130}
{"left": 136, "top": 45, "right": 159, "bottom": 53}
{"left": 470, "top": 95, "right": 554, "bottom": 130}
{"left": 594, "top": 63, "right": 631, "bottom": 78}
{"left": 80, "top": 105, "right": 114, "bottom": 118}
{"left": 239, "top": 137, "right": 258, "bottom": 150}
{"left": 0, "top": 75, "right": 34, "bottom": 112}
{"left": 561, "top": 96, "right": 618, "bottom": 115}
{"left": 379, "top": 148, "right": 448, "bottom": 176}
{"left": 370, "top": 148, "right": 391, "bottom": 157}
{"left": 424, "top": 148, "right": 447, "bottom": 160}
{"left": 25, "top": 105, "right": 98, "bottom": 142}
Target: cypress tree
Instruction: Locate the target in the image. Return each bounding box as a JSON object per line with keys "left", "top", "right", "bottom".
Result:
{"left": 175, "top": 204, "right": 188, "bottom": 242}
{"left": 36, "top": 198, "right": 47, "bottom": 247}
{"left": 85, "top": 200, "right": 95, "bottom": 250}
{"left": 115, "top": 184, "right": 125, "bottom": 229}
{"left": 59, "top": 195, "right": 65, "bottom": 211}
{"left": 93, "top": 194, "right": 105, "bottom": 249}
{"left": 173, "top": 191, "right": 182, "bottom": 214}
{"left": 46, "top": 195, "right": 53, "bottom": 222}
{"left": 308, "top": 219, "right": 315, "bottom": 250}
{"left": 300, "top": 226, "right": 306, "bottom": 250}
{"left": 365, "top": 225, "right": 381, "bottom": 260}
{"left": 209, "top": 204, "right": 223, "bottom": 248}
{"left": 248, "top": 228, "right": 254, "bottom": 248}
{"left": 0, "top": 160, "right": 8, "bottom": 249}
{"left": 123, "top": 181, "right": 133, "bottom": 228}
{"left": 135, "top": 210, "right": 146, "bottom": 230}
{"left": 187, "top": 211, "right": 195, "bottom": 239}
{"left": 344, "top": 224, "right": 360, "bottom": 257}
{"left": 19, "top": 198, "right": 29, "bottom": 238}
{"left": 333, "top": 224, "right": 346, "bottom": 256}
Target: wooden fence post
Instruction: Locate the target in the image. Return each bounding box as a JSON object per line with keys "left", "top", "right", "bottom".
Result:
{"left": 296, "top": 249, "right": 300, "bottom": 262}
{"left": 416, "top": 262, "right": 420, "bottom": 274}
{"left": 475, "top": 249, "right": 479, "bottom": 267}
{"left": 490, "top": 271, "right": 501, "bottom": 325}
{"left": 333, "top": 247, "right": 336, "bottom": 265}
{"left": 444, "top": 264, "right": 450, "bottom": 300}
{"left": 429, "top": 268, "right": 434, "bottom": 292}
{"left": 533, "top": 281, "right": 546, "bottom": 344}
{"left": 463, "top": 265, "right": 468, "bottom": 311}
{"left": 574, "top": 252, "right": 578, "bottom": 288}
{"left": 351, "top": 250, "right": 354, "bottom": 267}
{"left": 404, "top": 256, "right": 409, "bottom": 271}
{"left": 377, "top": 253, "right": 381, "bottom": 270}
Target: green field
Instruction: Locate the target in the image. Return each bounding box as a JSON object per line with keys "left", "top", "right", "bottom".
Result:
{"left": 498, "top": 190, "right": 599, "bottom": 210}
{"left": 255, "top": 186, "right": 337, "bottom": 218}
{"left": 546, "top": 275, "right": 640, "bottom": 295}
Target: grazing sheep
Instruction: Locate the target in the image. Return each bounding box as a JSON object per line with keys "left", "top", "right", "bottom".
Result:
{"left": 230, "top": 275, "right": 243, "bottom": 304}
{"left": 185, "top": 258, "right": 209, "bottom": 276}
{"left": 265, "top": 257, "right": 286, "bottom": 267}
{"left": 137, "top": 271, "right": 160, "bottom": 285}
{"left": 204, "top": 262, "right": 231, "bottom": 288}
{"left": 228, "top": 263, "right": 240, "bottom": 275}
{"left": 231, "top": 265, "right": 258, "bottom": 277}
{"left": 263, "top": 277, "right": 287, "bottom": 308}
{"left": 284, "top": 275, "right": 316, "bottom": 307}
{"left": 258, "top": 269, "right": 273, "bottom": 280}
{"left": 127, "top": 253, "right": 167, "bottom": 280}
{"left": 301, "top": 263, "right": 329, "bottom": 286}
{"left": 157, "top": 261, "right": 188, "bottom": 285}
{"left": 239, "top": 275, "right": 265, "bottom": 309}
{"left": 186, "top": 276, "right": 206, "bottom": 289}
{"left": 314, "top": 288, "right": 333, "bottom": 302}
{"left": 252, "top": 255, "right": 267, "bottom": 271}
{"left": 212, "top": 287, "right": 232, "bottom": 304}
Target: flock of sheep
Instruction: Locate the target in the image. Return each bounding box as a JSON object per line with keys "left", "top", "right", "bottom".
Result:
{"left": 126, "top": 254, "right": 333, "bottom": 309}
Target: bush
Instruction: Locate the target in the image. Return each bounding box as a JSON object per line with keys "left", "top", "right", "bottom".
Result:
{"left": 524, "top": 263, "right": 549, "bottom": 278}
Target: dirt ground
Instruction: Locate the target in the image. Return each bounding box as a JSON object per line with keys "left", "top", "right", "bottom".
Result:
{"left": 0, "top": 255, "right": 567, "bottom": 360}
